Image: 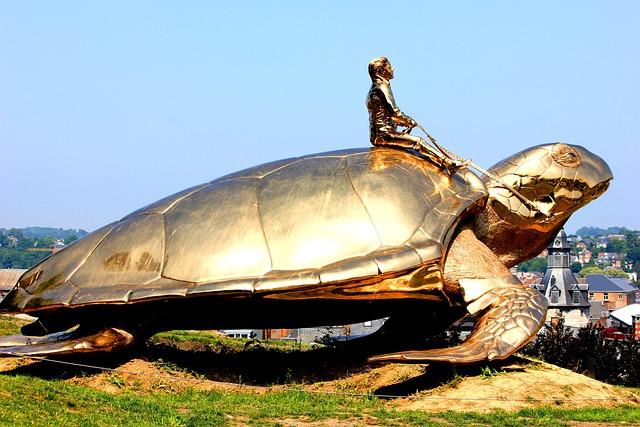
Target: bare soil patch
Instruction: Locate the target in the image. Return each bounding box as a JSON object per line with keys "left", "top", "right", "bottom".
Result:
{"left": 38, "top": 356, "right": 640, "bottom": 413}
{"left": 1, "top": 330, "right": 638, "bottom": 414}
{"left": 395, "top": 361, "right": 640, "bottom": 413}
{"left": 66, "top": 358, "right": 270, "bottom": 395}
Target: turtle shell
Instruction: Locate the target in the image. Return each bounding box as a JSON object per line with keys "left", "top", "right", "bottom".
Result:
{"left": 3, "top": 148, "right": 487, "bottom": 312}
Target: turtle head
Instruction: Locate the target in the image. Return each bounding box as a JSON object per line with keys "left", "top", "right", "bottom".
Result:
{"left": 476, "top": 143, "right": 612, "bottom": 266}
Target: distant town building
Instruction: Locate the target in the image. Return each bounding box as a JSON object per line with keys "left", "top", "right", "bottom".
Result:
{"left": 52, "top": 239, "right": 66, "bottom": 254}
{"left": 596, "top": 252, "right": 622, "bottom": 269}
{"left": 295, "top": 319, "right": 386, "bottom": 343}
{"left": 578, "top": 249, "right": 592, "bottom": 265}
{"left": 589, "top": 301, "right": 608, "bottom": 326}
{"left": 535, "top": 229, "right": 590, "bottom": 328}
{"left": 609, "top": 304, "right": 640, "bottom": 336}
{"left": 222, "top": 319, "right": 387, "bottom": 343}
{"left": 514, "top": 271, "right": 543, "bottom": 287}
{"left": 570, "top": 252, "right": 579, "bottom": 264}
{"left": 586, "top": 275, "right": 636, "bottom": 311}
{"left": 576, "top": 241, "right": 589, "bottom": 250}
{"left": 221, "top": 329, "right": 259, "bottom": 339}
{"left": 595, "top": 237, "right": 608, "bottom": 248}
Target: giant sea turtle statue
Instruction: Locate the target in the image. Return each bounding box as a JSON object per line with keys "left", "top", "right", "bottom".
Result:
{"left": 0, "top": 143, "right": 611, "bottom": 363}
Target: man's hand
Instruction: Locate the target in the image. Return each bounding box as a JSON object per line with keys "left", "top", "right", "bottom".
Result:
{"left": 402, "top": 118, "right": 417, "bottom": 134}
{"left": 391, "top": 109, "right": 416, "bottom": 129}
{"left": 402, "top": 115, "right": 417, "bottom": 129}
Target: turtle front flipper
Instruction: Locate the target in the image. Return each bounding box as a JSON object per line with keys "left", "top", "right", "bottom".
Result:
{"left": 369, "top": 283, "right": 547, "bottom": 364}
{"left": 0, "top": 328, "right": 134, "bottom": 357}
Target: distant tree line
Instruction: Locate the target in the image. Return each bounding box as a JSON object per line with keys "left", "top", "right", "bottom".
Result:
{"left": 0, "top": 227, "right": 83, "bottom": 269}
{"left": 576, "top": 266, "right": 630, "bottom": 279}
{"left": 516, "top": 257, "right": 548, "bottom": 273}
{"left": 0, "top": 227, "right": 86, "bottom": 241}
{"left": 0, "top": 248, "right": 49, "bottom": 269}
{"left": 575, "top": 226, "right": 624, "bottom": 237}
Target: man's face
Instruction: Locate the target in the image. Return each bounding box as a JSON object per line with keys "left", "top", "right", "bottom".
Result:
{"left": 381, "top": 62, "right": 394, "bottom": 80}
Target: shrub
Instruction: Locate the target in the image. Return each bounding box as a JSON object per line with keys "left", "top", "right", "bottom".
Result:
{"left": 522, "top": 316, "right": 640, "bottom": 386}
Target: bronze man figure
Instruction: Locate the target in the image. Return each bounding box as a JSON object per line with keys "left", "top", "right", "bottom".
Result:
{"left": 367, "top": 56, "right": 466, "bottom": 174}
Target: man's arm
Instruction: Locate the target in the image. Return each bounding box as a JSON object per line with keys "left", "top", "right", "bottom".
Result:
{"left": 391, "top": 109, "right": 417, "bottom": 129}
{"left": 378, "top": 84, "right": 416, "bottom": 128}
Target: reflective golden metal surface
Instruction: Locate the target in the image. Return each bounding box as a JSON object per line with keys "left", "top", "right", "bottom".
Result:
{"left": 0, "top": 141, "right": 612, "bottom": 364}
{"left": 371, "top": 228, "right": 549, "bottom": 363}
{"left": 73, "top": 214, "right": 164, "bottom": 287}
{"left": 4, "top": 147, "right": 485, "bottom": 311}
{"left": 0, "top": 55, "right": 614, "bottom": 363}
{"left": 370, "top": 281, "right": 547, "bottom": 363}
{"left": 476, "top": 143, "right": 612, "bottom": 267}
{"left": 259, "top": 155, "right": 379, "bottom": 271}
{"left": 366, "top": 56, "right": 467, "bottom": 174}
{"left": 164, "top": 178, "right": 271, "bottom": 282}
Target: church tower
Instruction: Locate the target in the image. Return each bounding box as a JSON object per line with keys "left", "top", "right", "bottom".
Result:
{"left": 536, "top": 229, "right": 590, "bottom": 328}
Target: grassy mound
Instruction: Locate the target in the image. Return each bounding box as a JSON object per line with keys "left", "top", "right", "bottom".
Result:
{"left": 0, "top": 315, "right": 639, "bottom": 426}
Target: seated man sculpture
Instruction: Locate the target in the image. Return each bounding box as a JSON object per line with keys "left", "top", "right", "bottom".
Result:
{"left": 366, "top": 56, "right": 467, "bottom": 174}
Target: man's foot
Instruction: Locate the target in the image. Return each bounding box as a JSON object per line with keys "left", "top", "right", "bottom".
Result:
{"left": 409, "top": 141, "right": 470, "bottom": 175}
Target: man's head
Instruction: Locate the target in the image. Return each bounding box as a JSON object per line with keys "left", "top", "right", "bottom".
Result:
{"left": 369, "top": 57, "right": 394, "bottom": 80}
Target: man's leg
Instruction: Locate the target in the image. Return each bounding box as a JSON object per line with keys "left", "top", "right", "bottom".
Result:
{"left": 376, "top": 134, "right": 468, "bottom": 174}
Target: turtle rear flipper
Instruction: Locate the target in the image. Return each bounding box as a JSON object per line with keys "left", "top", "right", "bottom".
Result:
{"left": 369, "top": 285, "right": 547, "bottom": 364}
{"left": 0, "top": 328, "right": 134, "bottom": 357}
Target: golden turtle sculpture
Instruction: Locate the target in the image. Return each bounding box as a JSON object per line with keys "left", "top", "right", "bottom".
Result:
{"left": 0, "top": 143, "right": 611, "bottom": 363}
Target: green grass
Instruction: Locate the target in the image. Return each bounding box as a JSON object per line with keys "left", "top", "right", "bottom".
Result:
{"left": 1, "top": 316, "right": 639, "bottom": 425}
{"left": 0, "top": 315, "right": 27, "bottom": 336}
{"left": 0, "top": 373, "right": 638, "bottom": 426}
{"left": 149, "top": 329, "right": 313, "bottom": 353}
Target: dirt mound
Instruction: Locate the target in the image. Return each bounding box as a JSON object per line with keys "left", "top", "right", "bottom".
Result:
{"left": 305, "top": 359, "right": 640, "bottom": 412}
{"left": 0, "top": 319, "right": 636, "bottom": 414}
{"left": 396, "top": 361, "right": 639, "bottom": 412}
{"left": 308, "top": 363, "right": 425, "bottom": 394}
{"left": 67, "top": 359, "right": 268, "bottom": 395}
{"left": 58, "top": 357, "right": 640, "bottom": 413}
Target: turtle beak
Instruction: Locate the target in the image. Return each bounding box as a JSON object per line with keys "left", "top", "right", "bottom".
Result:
{"left": 483, "top": 143, "right": 613, "bottom": 233}
{"left": 572, "top": 145, "right": 613, "bottom": 189}
{"left": 560, "top": 144, "right": 613, "bottom": 210}
{"left": 538, "top": 144, "right": 612, "bottom": 223}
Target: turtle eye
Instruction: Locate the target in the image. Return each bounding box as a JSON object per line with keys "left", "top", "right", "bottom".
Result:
{"left": 551, "top": 143, "right": 582, "bottom": 168}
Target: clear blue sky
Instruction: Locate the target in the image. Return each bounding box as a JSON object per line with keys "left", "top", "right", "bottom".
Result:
{"left": 1, "top": 1, "right": 638, "bottom": 233}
